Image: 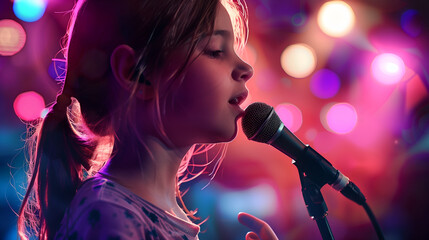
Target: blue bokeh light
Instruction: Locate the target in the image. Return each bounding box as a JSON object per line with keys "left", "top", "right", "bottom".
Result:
{"left": 48, "top": 59, "right": 67, "bottom": 82}
{"left": 291, "top": 12, "right": 307, "bottom": 27}
{"left": 400, "top": 9, "right": 422, "bottom": 37}
{"left": 13, "top": 0, "right": 47, "bottom": 23}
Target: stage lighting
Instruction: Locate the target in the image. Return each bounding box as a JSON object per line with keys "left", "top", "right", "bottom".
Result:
{"left": 218, "top": 183, "right": 278, "bottom": 220}
{"left": 401, "top": 9, "right": 422, "bottom": 37}
{"left": 371, "top": 53, "right": 405, "bottom": 85}
{"left": 281, "top": 43, "right": 317, "bottom": 78}
{"left": 0, "top": 19, "right": 26, "bottom": 56}
{"left": 321, "top": 102, "right": 358, "bottom": 134}
{"left": 275, "top": 103, "right": 303, "bottom": 133}
{"left": 317, "top": 1, "right": 355, "bottom": 37}
{"left": 13, "top": 91, "right": 45, "bottom": 121}
{"left": 13, "top": 0, "right": 47, "bottom": 22}
{"left": 310, "top": 69, "right": 341, "bottom": 99}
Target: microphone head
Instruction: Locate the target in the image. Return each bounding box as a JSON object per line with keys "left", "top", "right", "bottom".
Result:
{"left": 241, "top": 102, "right": 282, "bottom": 143}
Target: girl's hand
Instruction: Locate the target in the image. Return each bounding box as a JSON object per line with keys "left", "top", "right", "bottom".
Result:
{"left": 237, "top": 212, "right": 279, "bottom": 240}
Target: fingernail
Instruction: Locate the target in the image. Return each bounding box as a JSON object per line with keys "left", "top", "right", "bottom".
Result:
{"left": 247, "top": 232, "right": 259, "bottom": 240}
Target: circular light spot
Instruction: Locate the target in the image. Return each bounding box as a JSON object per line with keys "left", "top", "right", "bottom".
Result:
{"left": 40, "top": 108, "right": 49, "bottom": 119}
{"left": 275, "top": 103, "right": 303, "bottom": 133}
{"left": 281, "top": 43, "right": 317, "bottom": 78}
{"left": 317, "top": 1, "right": 355, "bottom": 37}
{"left": 13, "top": 91, "right": 45, "bottom": 121}
{"left": 371, "top": 53, "right": 406, "bottom": 85}
{"left": 401, "top": 9, "right": 422, "bottom": 37}
{"left": 291, "top": 12, "right": 307, "bottom": 27}
{"left": 321, "top": 102, "right": 357, "bottom": 134}
{"left": 305, "top": 128, "right": 317, "bottom": 142}
{"left": 310, "top": 69, "right": 341, "bottom": 99}
{"left": 0, "top": 19, "right": 26, "bottom": 56}
{"left": 48, "top": 59, "right": 67, "bottom": 82}
{"left": 13, "top": 0, "right": 47, "bottom": 22}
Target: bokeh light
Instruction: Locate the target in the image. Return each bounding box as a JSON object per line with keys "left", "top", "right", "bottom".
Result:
{"left": 317, "top": 1, "right": 355, "bottom": 37}
{"left": 371, "top": 53, "right": 406, "bottom": 85}
{"left": 13, "top": 91, "right": 45, "bottom": 121}
{"left": 291, "top": 12, "right": 307, "bottom": 27}
{"left": 218, "top": 183, "right": 278, "bottom": 220}
{"left": 321, "top": 102, "right": 358, "bottom": 134}
{"left": 13, "top": 0, "right": 47, "bottom": 22}
{"left": 280, "top": 43, "right": 317, "bottom": 78}
{"left": 48, "top": 59, "right": 67, "bottom": 82}
{"left": 40, "top": 108, "right": 49, "bottom": 119}
{"left": 275, "top": 103, "right": 303, "bottom": 133}
{"left": 401, "top": 9, "right": 422, "bottom": 37}
{"left": 310, "top": 69, "right": 341, "bottom": 99}
{"left": 0, "top": 19, "right": 26, "bottom": 56}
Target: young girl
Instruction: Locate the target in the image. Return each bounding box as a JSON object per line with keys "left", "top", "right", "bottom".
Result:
{"left": 18, "top": 0, "right": 278, "bottom": 239}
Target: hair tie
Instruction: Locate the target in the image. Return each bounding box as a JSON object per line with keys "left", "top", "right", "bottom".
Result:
{"left": 52, "top": 94, "right": 72, "bottom": 115}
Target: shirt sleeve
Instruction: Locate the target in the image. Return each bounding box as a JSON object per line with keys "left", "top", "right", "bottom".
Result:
{"left": 56, "top": 201, "right": 146, "bottom": 240}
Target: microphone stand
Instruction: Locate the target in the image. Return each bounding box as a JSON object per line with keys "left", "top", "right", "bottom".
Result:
{"left": 298, "top": 169, "right": 334, "bottom": 240}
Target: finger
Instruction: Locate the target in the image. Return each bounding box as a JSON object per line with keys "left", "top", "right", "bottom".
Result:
{"left": 246, "top": 232, "right": 260, "bottom": 240}
{"left": 238, "top": 212, "right": 278, "bottom": 240}
{"left": 238, "top": 212, "right": 264, "bottom": 232}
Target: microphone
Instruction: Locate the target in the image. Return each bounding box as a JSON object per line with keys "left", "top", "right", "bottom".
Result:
{"left": 241, "top": 102, "right": 366, "bottom": 205}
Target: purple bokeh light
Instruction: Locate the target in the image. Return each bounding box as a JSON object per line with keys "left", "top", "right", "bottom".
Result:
{"left": 310, "top": 69, "right": 341, "bottom": 99}
{"left": 401, "top": 9, "right": 422, "bottom": 37}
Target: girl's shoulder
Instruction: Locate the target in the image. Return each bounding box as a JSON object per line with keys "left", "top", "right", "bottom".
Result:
{"left": 55, "top": 175, "right": 200, "bottom": 239}
{"left": 71, "top": 175, "right": 142, "bottom": 214}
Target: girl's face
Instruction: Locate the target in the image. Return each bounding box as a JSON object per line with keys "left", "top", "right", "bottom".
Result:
{"left": 162, "top": 4, "right": 253, "bottom": 147}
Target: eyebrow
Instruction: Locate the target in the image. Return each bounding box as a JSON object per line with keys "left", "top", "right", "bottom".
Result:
{"left": 213, "top": 29, "right": 232, "bottom": 39}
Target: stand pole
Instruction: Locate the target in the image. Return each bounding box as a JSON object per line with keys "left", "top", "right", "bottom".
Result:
{"left": 299, "top": 170, "right": 334, "bottom": 240}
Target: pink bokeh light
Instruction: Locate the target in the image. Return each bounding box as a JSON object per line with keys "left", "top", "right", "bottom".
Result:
{"left": 322, "top": 102, "right": 358, "bottom": 134}
{"left": 275, "top": 103, "right": 303, "bottom": 133}
{"left": 0, "top": 19, "right": 26, "bottom": 56}
{"left": 13, "top": 91, "right": 45, "bottom": 121}
{"left": 371, "top": 53, "right": 406, "bottom": 85}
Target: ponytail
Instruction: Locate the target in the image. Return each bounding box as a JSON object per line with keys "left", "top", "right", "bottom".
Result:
{"left": 18, "top": 94, "right": 96, "bottom": 240}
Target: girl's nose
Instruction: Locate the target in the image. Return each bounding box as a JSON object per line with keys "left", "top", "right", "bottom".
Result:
{"left": 233, "top": 58, "right": 254, "bottom": 82}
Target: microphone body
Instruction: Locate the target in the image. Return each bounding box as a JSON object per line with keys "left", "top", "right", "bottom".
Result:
{"left": 242, "top": 102, "right": 366, "bottom": 205}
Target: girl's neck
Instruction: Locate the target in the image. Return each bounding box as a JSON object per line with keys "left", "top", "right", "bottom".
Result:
{"left": 98, "top": 134, "right": 192, "bottom": 221}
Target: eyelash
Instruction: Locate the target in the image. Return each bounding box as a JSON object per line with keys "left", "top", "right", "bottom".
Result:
{"left": 205, "top": 50, "right": 223, "bottom": 58}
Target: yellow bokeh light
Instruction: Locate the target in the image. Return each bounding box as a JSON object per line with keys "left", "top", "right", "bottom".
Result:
{"left": 317, "top": 1, "right": 355, "bottom": 37}
{"left": 280, "top": 43, "right": 317, "bottom": 78}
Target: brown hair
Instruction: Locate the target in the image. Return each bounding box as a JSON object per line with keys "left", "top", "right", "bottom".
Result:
{"left": 18, "top": 0, "right": 249, "bottom": 239}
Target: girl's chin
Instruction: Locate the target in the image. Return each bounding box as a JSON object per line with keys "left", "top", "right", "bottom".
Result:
{"left": 216, "top": 126, "right": 239, "bottom": 143}
{"left": 197, "top": 128, "right": 238, "bottom": 144}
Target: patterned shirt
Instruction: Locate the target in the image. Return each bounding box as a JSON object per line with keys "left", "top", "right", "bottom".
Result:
{"left": 55, "top": 175, "right": 200, "bottom": 240}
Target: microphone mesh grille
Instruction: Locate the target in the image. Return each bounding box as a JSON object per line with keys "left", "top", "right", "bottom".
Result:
{"left": 242, "top": 102, "right": 282, "bottom": 143}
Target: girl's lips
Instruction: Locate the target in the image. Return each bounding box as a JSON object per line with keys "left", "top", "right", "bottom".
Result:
{"left": 230, "top": 103, "right": 245, "bottom": 120}
{"left": 228, "top": 91, "right": 248, "bottom": 106}
{"left": 237, "top": 109, "right": 245, "bottom": 119}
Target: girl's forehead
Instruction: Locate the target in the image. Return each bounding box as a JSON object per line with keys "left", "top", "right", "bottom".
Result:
{"left": 214, "top": 4, "right": 234, "bottom": 34}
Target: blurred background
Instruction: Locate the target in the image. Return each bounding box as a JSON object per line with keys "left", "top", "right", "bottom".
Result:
{"left": 1, "top": 0, "right": 429, "bottom": 239}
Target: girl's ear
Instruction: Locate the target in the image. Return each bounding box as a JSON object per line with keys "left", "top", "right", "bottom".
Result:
{"left": 110, "top": 44, "right": 154, "bottom": 100}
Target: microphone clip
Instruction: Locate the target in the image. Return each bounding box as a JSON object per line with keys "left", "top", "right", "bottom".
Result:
{"left": 293, "top": 145, "right": 340, "bottom": 188}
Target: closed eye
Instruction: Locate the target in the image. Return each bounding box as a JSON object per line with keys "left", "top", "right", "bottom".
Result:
{"left": 205, "top": 50, "right": 223, "bottom": 59}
